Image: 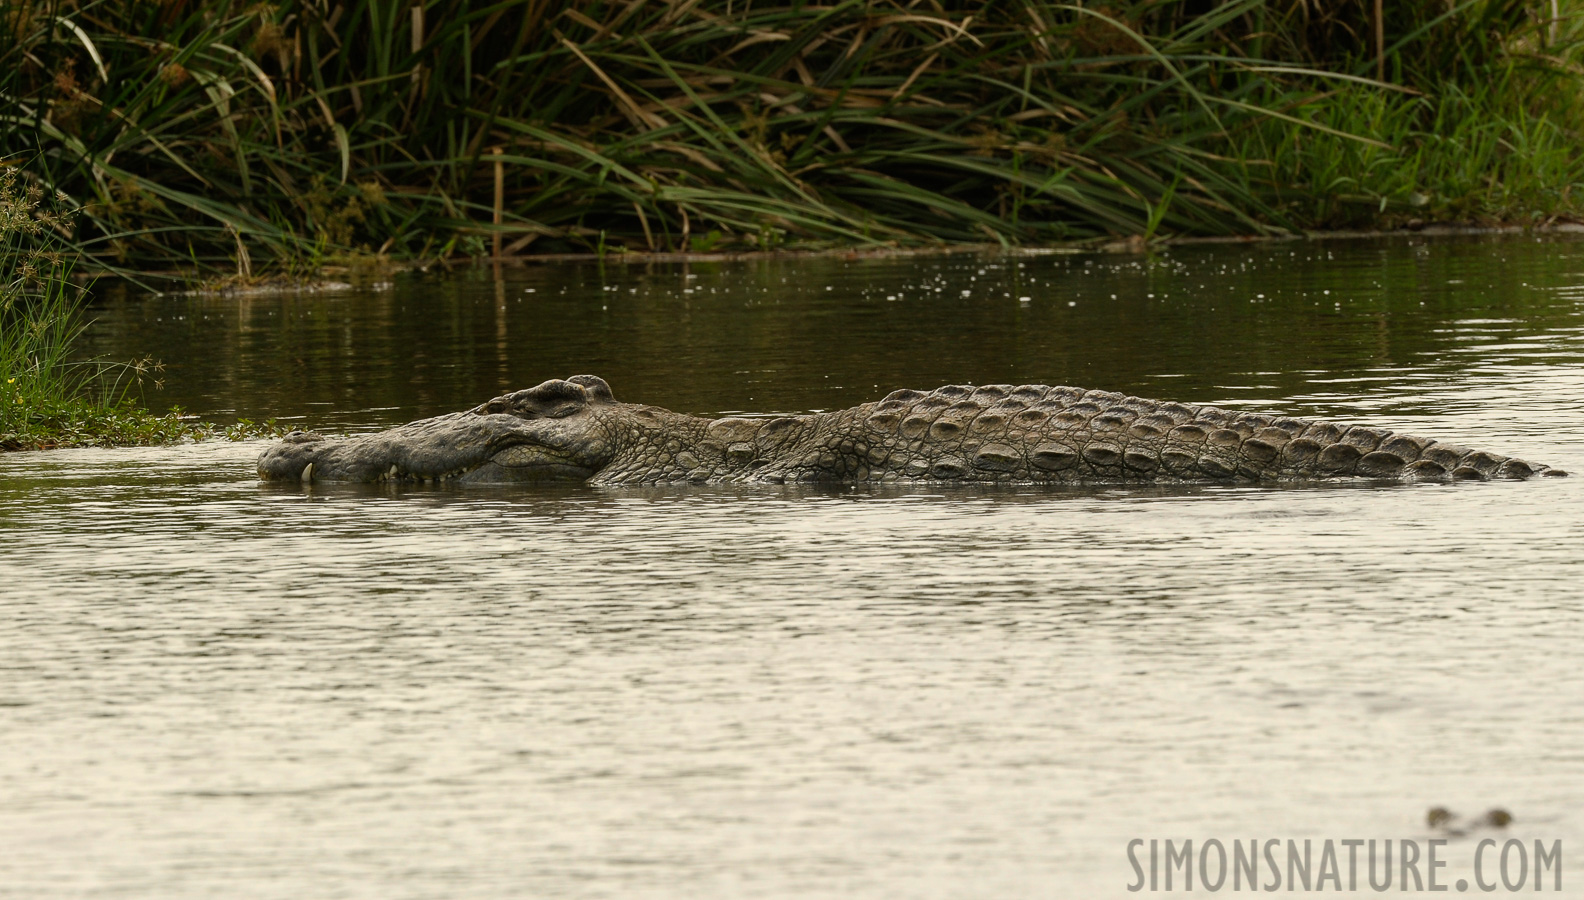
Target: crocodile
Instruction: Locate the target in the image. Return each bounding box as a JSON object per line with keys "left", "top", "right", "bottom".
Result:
{"left": 256, "top": 375, "right": 1566, "bottom": 485}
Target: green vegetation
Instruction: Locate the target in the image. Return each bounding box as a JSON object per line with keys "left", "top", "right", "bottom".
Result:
{"left": 0, "top": 1, "right": 1580, "bottom": 270}
{"left": 0, "top": 166, "right": 282, "bottom": 449}
{"left": 1235, "top": 39, "right": 1584, "bottom": 227}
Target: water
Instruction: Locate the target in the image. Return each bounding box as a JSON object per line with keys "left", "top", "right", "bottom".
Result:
{"left": 5, "top": 236, "right": 1584, "bottom": 898}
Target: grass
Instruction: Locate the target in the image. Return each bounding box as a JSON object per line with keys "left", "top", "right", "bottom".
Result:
{"left": 0, "top": 165, "right": 284, "bottom": 449}
{"left": 1, "top": 1, "right": 1581, "bottom": 273}
{"left": 1230, "top": 63, "right": 1584, "bottom": 227}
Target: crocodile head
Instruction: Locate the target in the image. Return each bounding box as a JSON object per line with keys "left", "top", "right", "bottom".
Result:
{"left": 257, "top": 375, "right": 621, "bottom": 483}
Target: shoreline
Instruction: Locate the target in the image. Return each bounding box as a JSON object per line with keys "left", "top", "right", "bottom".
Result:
{"left": 487, "top": 221, "right": 1584, "bottom": 265}
{"left": 138, "top": 221, "right": 1584, "bottom": 296}
{"left": 95, "top": 218, "right": 1584, "bottom": 296}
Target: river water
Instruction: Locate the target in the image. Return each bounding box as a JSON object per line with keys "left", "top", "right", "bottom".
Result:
{"left": 4, "top": 236, "right": 1584, "bottom": 898}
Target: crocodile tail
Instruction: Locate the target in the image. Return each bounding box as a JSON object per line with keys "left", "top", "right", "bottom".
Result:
{"left": 1220, "top": 422, "right": 1557, "bottom": 481}
{"left": 1139, "top": 412, "right": 1561, "bottom": 482}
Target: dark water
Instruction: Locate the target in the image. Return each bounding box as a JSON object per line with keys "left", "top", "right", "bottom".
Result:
{"left": 4, "top": 236, "right": 1584, "bottom": 898}
{"left": 75, "top": 236, "right": 1584, "bottom": 431}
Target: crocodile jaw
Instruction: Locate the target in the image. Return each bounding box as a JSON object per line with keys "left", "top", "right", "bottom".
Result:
{"left": 257, "top": 412, "right": 609, "bottom": 484}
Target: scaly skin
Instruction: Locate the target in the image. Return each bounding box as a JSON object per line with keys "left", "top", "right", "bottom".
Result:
{"left": 256, "top": 375, "right": 1566, "bottom": 485}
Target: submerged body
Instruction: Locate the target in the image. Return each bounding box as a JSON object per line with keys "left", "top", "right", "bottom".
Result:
{"left": 257, "top": 375, "right": 1565, "bottom": 485}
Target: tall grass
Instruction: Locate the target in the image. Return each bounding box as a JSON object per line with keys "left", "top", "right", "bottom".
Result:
{"left": 1, "top": 1, "right": 1581, "bottom": 269}
{"left": 1236, "top": 65, "right": 1584, "bottom": 227}
{"left": 0, "top": 165, "right": 281, "bottom": 447}
{"left": 0, "top": 166, "right": 98, "bottom": 418}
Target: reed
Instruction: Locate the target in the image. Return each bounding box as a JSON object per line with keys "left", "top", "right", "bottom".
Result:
{"left": 1, "top": 1, "right": 1579, "bottom": 270}
{"left": 1234, "top": 62, "right": 1584, "bottom": 227}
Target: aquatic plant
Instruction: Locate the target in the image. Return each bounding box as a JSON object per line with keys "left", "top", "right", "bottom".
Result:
{"left": 1, "top": 0, "right": 1580, "bottom": 269}
{"left": 0, "top": 165, "right": 282, "bottom": 448}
